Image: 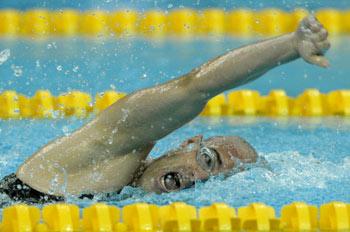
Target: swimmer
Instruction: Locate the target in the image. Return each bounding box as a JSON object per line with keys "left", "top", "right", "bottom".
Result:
{"left": 0, "top": 16, "right": 330, "bottom": 203}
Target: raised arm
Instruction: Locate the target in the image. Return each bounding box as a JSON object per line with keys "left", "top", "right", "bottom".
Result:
{"left": 101, "top": 15, "right": 330, "bottom": 151}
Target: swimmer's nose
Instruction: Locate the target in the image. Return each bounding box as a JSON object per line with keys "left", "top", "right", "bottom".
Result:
{"left": 182, "top": 155, "right": 211, "bottom": 181}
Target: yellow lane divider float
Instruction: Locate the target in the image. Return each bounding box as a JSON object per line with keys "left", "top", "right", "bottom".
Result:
{"left": 0, "top": 202, "right": 349, "bottom": 231}
{"left": 0, "top": 8, "right": 349, "bottom": 37}
{"left": 0, "top": 89, "right": 349, "bottom": 119}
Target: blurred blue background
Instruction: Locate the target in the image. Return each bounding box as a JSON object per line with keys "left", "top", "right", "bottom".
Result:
{"left": 0, "top": 0, "right": 349, "bottom": 11}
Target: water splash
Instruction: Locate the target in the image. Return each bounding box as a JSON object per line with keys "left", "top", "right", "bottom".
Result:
{"left": 57, "top": 151, "right": 350, "bottom": 211}
{"left": 96, "top": 151, "right": 350, "bottom": 209}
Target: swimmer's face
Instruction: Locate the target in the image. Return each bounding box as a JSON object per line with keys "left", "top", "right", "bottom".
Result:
{"left": 135, "top": 135, "right": 257, "bottom": 193}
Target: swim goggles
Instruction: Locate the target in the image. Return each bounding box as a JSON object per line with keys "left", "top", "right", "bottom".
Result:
{"left": 195, "top": 137, "right": 218, "bottom": 172}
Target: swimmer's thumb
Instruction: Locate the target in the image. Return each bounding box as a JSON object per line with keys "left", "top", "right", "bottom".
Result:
{"left": 300, "top": 50, "right": 330, "bottom": 68}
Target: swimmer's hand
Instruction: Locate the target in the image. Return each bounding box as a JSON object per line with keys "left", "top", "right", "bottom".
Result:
{"left": 295, "top": 15, "right": 331, "bottom": 68}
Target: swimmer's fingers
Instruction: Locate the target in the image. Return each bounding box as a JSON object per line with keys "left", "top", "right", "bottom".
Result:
{"left": 299, "top": 46, "right": 330, "bottom": 68}
{"left": 307, "top": 55, "right": 329, "bottom": 68}
{"left": 297, "top": 15, "right": 330, "bottom": 68}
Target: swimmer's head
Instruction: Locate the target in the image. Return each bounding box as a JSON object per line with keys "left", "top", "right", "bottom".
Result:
{"left": 135, "top": 135, "right": 257, "bottom": 193}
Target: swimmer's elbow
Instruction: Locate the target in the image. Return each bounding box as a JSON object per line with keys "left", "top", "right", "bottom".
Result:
{"left": 177, "top": 70, "right": 210, "bottom": 102}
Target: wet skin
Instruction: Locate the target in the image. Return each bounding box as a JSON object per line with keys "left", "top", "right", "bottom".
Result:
{"left": 136, "top": 135, "right": 258, "bottom": 193}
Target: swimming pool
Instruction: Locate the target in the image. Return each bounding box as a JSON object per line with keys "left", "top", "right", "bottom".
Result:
{"left": 0, "top": 35, "right": 349, "bottom": 212}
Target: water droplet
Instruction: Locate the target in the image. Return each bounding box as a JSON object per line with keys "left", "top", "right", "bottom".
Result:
{"left": 11, "top": 65, "right": 23, "bottom": 77}
{"left": 0, "top": 49, "right": 10, "bottom": 65}
{"left": 47, "top": 42, "right": 57, "bottom": 49}
{"left": 62, "top": 126, "right": 70, "bottom": 135}
{"left": 35, "top": 60, "right": 40, "bottom": 68}
{"left": 72, "top": 66, "right": 79, "bottom": 72}
{"left": 121, "top": 108, "right": 129, "bottom": 122}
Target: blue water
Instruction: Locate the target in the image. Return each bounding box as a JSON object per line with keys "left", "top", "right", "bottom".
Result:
{"left": 0, "top": 36, "right": 350, "bottom": 212}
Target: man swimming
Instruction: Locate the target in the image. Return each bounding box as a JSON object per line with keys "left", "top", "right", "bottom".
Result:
{"left": 0, "top": 16, "right": 330, "bottom": 203}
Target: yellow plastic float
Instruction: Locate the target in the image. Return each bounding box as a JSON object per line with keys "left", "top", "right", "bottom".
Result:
{"left": 50, "top": 9, "right": 79, "bottom": 36}
{"left": 79, "top": 10, "right": 108, "bottom": 36}
{"left": 123, "top": 203, "right": 159, "bottom": 231}
{"left": 109, "top": 10, "right": 138, "bottom": 36}
{"left": 227, "top": 90, "right": 261, "bottom": 115}
{"left": 280, "top": 202, "right": 318, "bottom": 231}
{"left": 253, "top": 9, "right": 291, "bottom": 36}
{"left": 42, "top": 204, "right": 80, "bottom": 231}
{"left": 226, "top": 9, "right": 254, "bottom": 37}
{"left": 201, "top": 94, "right": 227, "bottom": 116}
{"left": 198, "top": 9, "right": 226, "bottom": 36}
{"left": 199, "top": 203, "right": 239, "bottom": 231}
{"left": 238, "top": 203, "right": 279, "bottom": 231}
{"left": 320, "top": 202, "right": 350, "bottom": 231}
{"left": 0, "top": 9, "right": 20, "bottom": 36}
{"left": 261, "top": 89, "right": 290, "bottom": 116}
{"left": 21, "top": 9, "right": 50, "bottom": 37}
{"left": 167, "top": 9, "right": 197, "bottom": 36}
{"left": 327, "top": 90, "right": 350, "bottom": 116}
{"left": 0, "top": 91, "right": 20, "bottom": 119}
{"left": 316, "top": 8, "right": 342, "bottom": 35}
{"left": 291, "top": 89, "right": 326, "bottom": 116}
{"left": 30, "top": 90, "right": 54, "bottom": 118}
{"left": 139, "top": 10, "right": 166, "bottom": 37}
{"left": 0, "top": 202, "right": 349, "bottom": 231}
{"left": 55, "top": 91, "right": 92, "bottom": 117}
{"left": 18, "top": 94, "right": 32, "bottom": 118}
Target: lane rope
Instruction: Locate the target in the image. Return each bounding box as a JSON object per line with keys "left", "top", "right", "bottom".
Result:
{"left": 1, "top": 202, "right": 349, "bottom": 231}
{"left": 0, "top": 8, "right": 349, "bottom": 37}
{"left": 0, "top": 89, "right": 349, "bottom": 119}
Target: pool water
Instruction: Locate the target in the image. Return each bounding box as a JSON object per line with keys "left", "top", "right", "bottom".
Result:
{"left": 0, "top": 37, "right": 349, "bottom": 212}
